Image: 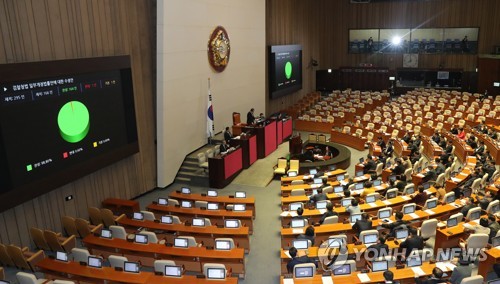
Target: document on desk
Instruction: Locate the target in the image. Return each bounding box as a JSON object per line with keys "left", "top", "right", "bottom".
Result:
{"left": 280, "top": 211, "right": 290, "bottom": 217}
{"left": 409, "top": 213, "right": 420, "bottom": 219}
{"left": 322, "top": 276, "right": 334, "bottom": 284}
{"left": 451, "top": 177, "right": 460, "bottom": 183}
{"left": 357, "top": 273, "right": 371, "bottom": 283}
{"left": 283, "top": 278, "right": 294, "bottom": 284}
{"left": 424, "top": 209, "right": 435, "bottom": 215}
{"left": 402, "top": 196, "right": 411, "bottom": 201}
{"left": 292, "top": 229, "right": 304, "bottom": 234}
{"left": 318, "top": 209, "right": 327, "bottom": 214}
{"left": 436, "top": 262, "right": 449, "bottom": 272}
{"left": 383, "top": 200, "right": 392, "bottom": 205}
{"left": 368, "top": 202, "right": 377, "bottom": 207}
{"left": 283, "top": 250, "right": 291, "bottom": 258}
{"left": 411, "top": 267, "right": 426, "bottom": 276}
{"left": 289, "top": 211, "right": 298, "bottom": 217}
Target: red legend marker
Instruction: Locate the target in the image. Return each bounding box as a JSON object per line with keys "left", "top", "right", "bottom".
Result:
{"left": 63, "top": 152, "right": 68, "bottom": 159}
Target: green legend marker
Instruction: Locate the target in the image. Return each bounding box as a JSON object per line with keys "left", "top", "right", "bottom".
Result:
{"left": 26, "top": 164, "right": 32, "bottom": 172}
{"left": 57, "top": 101, "right": 90, "bottom": 143}
{"left": 285, "top": 61, "right": 293, "bottom": 80}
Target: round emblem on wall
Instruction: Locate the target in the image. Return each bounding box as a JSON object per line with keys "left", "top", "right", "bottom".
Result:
{"left": 208, "top": 26, "right": 230, "bottom": 72}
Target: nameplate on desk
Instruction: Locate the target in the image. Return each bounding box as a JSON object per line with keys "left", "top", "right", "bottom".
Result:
{"left": 383, "top": 200, "right": 392, "bottom": 205}
{"left": 318, "top": 209, "right": 327, "bottom": 214}
{"left": 283, "top": 278, "right": 294, "bottom": 284}
{"left": 322, "top": 276, "right": 334, "bottom": 284}
{"left": 292, "top": 228, "right": 304, "bottom": 234}
{"left": 280, "top": 211, "right": 290, "bottom": 217}
{"left": 424, "top": 209, "right": 435, "bottom": 215}
{"left": 409, "top": 213, "right": 419, "bottom": 219}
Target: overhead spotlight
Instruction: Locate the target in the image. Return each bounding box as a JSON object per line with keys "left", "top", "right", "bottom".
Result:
{"left": 328, "top": 69, "right": 332, "bottom": 73}
{"left": 391, "top": 36, "right": 401, "bottom": 45}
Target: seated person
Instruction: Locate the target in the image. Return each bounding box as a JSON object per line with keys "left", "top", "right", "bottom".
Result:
{"left": 462, "top": 217, "right": 490, "bottom": 236}
{"left": 411, "top": 185, "right": 428, "bottom": 207}
{"left": 460, "top": 197, "right": 477, "bottom": 217}
{"left": 399, "top": 229, "right": 424, "bottom": 258}
{"left": 415, "top": 267, "right": 444, "bottom": 284}
{"left": 361, "top": 181, "right": 376, "bottom": 198}
{"left": 383, "top": 271, "right": 398, "bottom": 284}
{"left": 383, "top": 139, "right": 394, "bottom": 157}
{"left": 392, "top": 160, "right": 405, "bottom": 176}
{"left": 220, "top": 139, "right": 231, "bottom": 153}
{"left": 376, "top": 136, "right": 386, "bottom": 150}
{"left": 422, "top": 165, "right": 437, "bottom": 183}
{"left": 345, "top": 198, "right": 361, "bottom": 216}
{"left": 297, "top": 226, "right": 316, "bottom": 246}
{"left": 489, "top": 214, "right": 500, "bottom": 241}
{"left": 352, "top": 213, "right": 372, "bottom": 237}
{"left": 363, "top": 155, "right": 377, "bottom": 174}
{"left": 450, "top": 255, "right": 472, "bottom": 284}
{"left": 286, "top": 246, "right": 317, "bottom": 273}
{"left": 366, "top": 236, "right": 389, "bottom": 259}
{"left": 223, "top": 126, "right": 232, "bottom": 142}
{"left": 318, "top": 202, "right": 338, "bottom": 225}
{"left": 309, "top": 187, "right": 328, "bottom": 203}
{"left": 381, "top": 211, "right": 410, "bottom": 237}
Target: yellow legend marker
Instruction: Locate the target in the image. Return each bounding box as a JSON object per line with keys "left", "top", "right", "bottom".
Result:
{"left": 93, "top": 142, "right": 98, "bottom": 147}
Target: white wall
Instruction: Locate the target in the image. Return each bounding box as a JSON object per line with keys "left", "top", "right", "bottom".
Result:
{"left": 157, "top": 0, "right": 266, "bottom": 187}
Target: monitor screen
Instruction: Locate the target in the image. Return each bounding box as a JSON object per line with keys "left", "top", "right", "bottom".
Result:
{"left": 373, "top": 180, "right": 381, "bottom": 186}
{"left": 407, "top": 256, "right": 422, "bottom": 267}
{"left": 233, "top": 204, "right": 246, "bottom": 211}
{"left": 134, "top": 234, "right": 148, "bottom": 244}
{"left": 56, "top": 251, "right": 68, "bottom": 262}
{"left": 207, "top": 268, "right": 226, "bottom": 279}
{"left": 268, "top": 45, "right": 303, "bottom": 99}
{"left": 492, "top": 236, "right": 500, "bottom": 247}
{"left": 350, "top": 213, "right": 362, "bottom": 223}
{"left": 336, "top": 174, "right": 345, "bottom": 181}
{"left": 403, "top": 205, "right": 415, "bottom": 214}
{"left": 356, "top": 170, "right": 364, "bottom": 177}
{"left": 316, "top": 201, "right": 328, "bottom": 209}
{"left": 334, "top": 186, "right": 344, "bottom": 193}
{"left": 158, "top": 198, "right": 167, "bottom": 205}
{"left": 181, "top": 187, "right": 190, "bottom": 194}
{"left": 174, "top": 238, "right": 188, "bottom": 248}
{"left": 309, "top": 169, "right": 317, "bottom": 175}
{"left": 446, "top": 195, "right": 455, "bottom": 204}
{"left": 312, "top": 189, "right": 318, "bottom": 196}
{"left": 192, "top": 218, "right": 205, "bottom": 227}
{"left": 355, "top": 183, "right": 364, "bottom": 190}
{"left": 447, "top": 217, "right": 458, "bottom": 227}
{"left": 225, "top": 219, "right": 239, "bottom": 228}
{"left": 491, "top": 204, "right": 500, "bottom": 213}
{"left": 378, "top": 209, "right": 391, "bottom": 219}
{"left": 181, "top": 201, "right": 192, "bottom": 208}
{"left": 288, "top": 171, "right": 297, "bottom": 177}
{"left": 463, "top": 188, "right": 472, "bottom": 198}
{"left": 342, "top": 199, "right": 352, "bottom": 207}
{"left": 332, "top": 264, "right": 351, "bottom": 276}
{"left": 313, "top": 178, "right": 322, "bottom": 184}
{"left": 406, "top": 187, "right": 415, "bottom": 194}
{"left": 328, "top": 238, "right": 343, "bottom": 248}
{"left": 363, "top": 234, "right": 377, "bottom": 244}
{"left": 396, "top": 229, "right": 409, "bottom": 240}
{"left": 215, "top": 240, "right": 232, "bottom": 250}
{"left": 289, "top": 202, "right": 302, "bottom": 211}
{"left": 88, "top": 256, "right": 103, "bottom": 268}
{"left": 235, "top": 191, "right": 246, "bottom": 198}
{"left": 132, "top": 212, "right": 144, "bottom": 221}
{"left": 164, "top": 265, "right": 182, "bottom": 277}
{"left": 422, "top": 182, "right": 430, "bottom": 190}
{"left": 161, "top": 215, "right": 173, "bottom": 224}
{"left": 371, "top": 260, "right": 388, "bottom": 272}
{"left": 100, "top": 229, "right": 112, "bottom": 239}
{"left": 291, "top": 219, "right": 305, "bottom": 228}
{"left": 470, "top": 211, "right": 480, "bottom": 220}
{"left": 488, "top": 280, "right": 500, "bottom": 284}
{"left": 124, "top": 261, "right": 140, "bottom": 273}
{"left": 293, "top": 239, "right": 309, "bottom": 249}
{"left": 387, "top": 191, "right": 396, "bottom": 199}
{"left": 207, "top": 190, "right": 217, "bottom": 197}
{"left": 366, "top": 195, "right": 376, "bottom": 203}
{"left": 207, "top": 203, "right": 219, "bottom": 210}
{"left": 389, "top": 175, "right": 397, "bottom": 182}
{"left": 294, "top": 266, "right": 314, "bottom": 278}
{"left": 426, "top": 200, "right": 437, "bottom": 209}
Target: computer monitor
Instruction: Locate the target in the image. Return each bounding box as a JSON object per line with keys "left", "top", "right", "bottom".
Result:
{"left": 470, "top": 211, "right": 481, "bottom": 220}
{"left": 342, "top": 199, "right": 352, "bottom": 207}
{"left": 316, "top": 201, "right": 328, "bottom": 210}
{"left": 207, "top": 268, "right": 226, "bottom": 279}
{"left": 192, "top": 218, "right": 205, "bottom": 227}
{"left": 378, "top": 209, "right": 391, "bottom": 219}
{"left": 309, "top": 169, "right": 318, "bottom": 175}
{"left": 215, "top": 240, "right": 232, "bottom": 250}
{"left": 294, "top": 266, "right": 314, "bottom": 278}
{"left": 161, "top": 215, "right": 173, "bottom": 224}
{"left": 332, "top": 264, "right": 351, "bottom": 276}
{"left": 334, "top": 186, "right": 344, "bottom": 193}
{"left": 336, "top": 174, "right": 345, "bottom": 181}
{"left": 164, "top": 265, "right": 182, "bottom": 277}
{"left": 363, "top": 234, "right": 378, "bottom": 245}
{"left": 233, "top": 204, "right": 246, "bottom": 211}
{"left": 487, "top": 280, "right": 500, "bottom": 284}
{"left": 181, "top": 187, "right": 191, "bottom": 194}
{"left": 371, "top": 260, "right": 388, "bottom": 272}
{"left": 406, "top": 186, "right": 415, "bottom": 194}
{"left": 56, "top": 251, "right": 68, "bottom": 262}
{"left": 327, "top": 238, "right": 343, "bottom": 248}
{"left": 288, "top": 171, "right": 298, "bottom": 177}
{"left": 446, "top": 194, "right": 456, "bottom": 204}
{"left": 291, "top": 219, "right": 305, "bottom": 228}
{"left": 235, "top": 191, "right": 246, "bottom": 198}
{"left": 158, "top": 198, "right": 167, "bottom": 205}
{"left": 289, "top": 203, "right": 303, "bottom": 211}
{"left": 403, "top": 205, "right": 416, "bottom": 214}
{"left": 174, "top": 238, "right": 189, "bottom": 248}
{"left": 447, "top": 217, "right": 458, "bottom": 227}
{"left": 293, "top": 239, "right": 309, "bottom": 249}
{"left": 88, "top": 256, "right": 103, "bottom": 268}
{"left": 387, "top": 191, "right": 397, "bottom": 199}
{"left": 491, "top": 204, "right": 500, "bottom": 213}
{"left": 463, "top": 188, "right": 472, "bottom": 198}
{"left": 350, "top": 213, "right": 362, "bottom": 223}
{"left": 100, "top": 229, "right": 112, "bottom": 239}
{"left": 356, "top": 170, "right": 364, "bottom": 177}
{"left": 396, "top": 229, "right": 409, "bottom": 240}
{"left": 181, "top": 201, "right": 192, "bottom": 208}
{"left": 134, "top": 234, "right": 148, "bottom": 244}
{"left": 491, "top": 236, "right": 500, "bottom": 247}
{"left": 225, "top": 219, "right": 240, "bottom": 228}
{"left": 373, "top": 180, "right": 381, "bottom": 186}
{"left": 407, "top": 256, "right": 422, "bottom": 267}
{"left": 366, "top": 195, "right": 376, "bottom": 203}
{"left": 124, "top": 261, "right": 140, "bottom": 273}
{"left": 207, "top": 203, "right": 219, "bottom": 210}
{"left": 207, "top": 190, "right": 218, "bottom": 197}
{"left": 359, "top": 158, "right": 364, "bottom": 164}
{"left": 132, "top": 212, "right": 144, "bottom": 221}
{"left": 355, "top": 183, "right": 364, "bottom": 190}
{"left": 313, "top": 178, "right": 323, "bottom": 184}
{"left": 389, "top": 175, "right": 397, "bottom": 182}
{"left": 422, "top": 182, "right": 431, "bottom": 190}
{"left": 426, "top": 199, "right": 437, "bottom": 209}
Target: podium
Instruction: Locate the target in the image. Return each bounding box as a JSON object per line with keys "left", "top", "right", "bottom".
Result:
{"left": 208, "top": 147, "right": 243, "bottom": 188}
{"left": 229, "top": 133, "right": 257, "bottom": 169}
{"left": 244, "top": 120, "right": 277, "bottom": 159}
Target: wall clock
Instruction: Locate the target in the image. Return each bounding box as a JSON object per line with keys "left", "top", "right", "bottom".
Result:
{"left": 402, "top": 53, "right": 418, "bottom": 68}
{"left": 208, "top": 26, "right": 230, "bottom": 72}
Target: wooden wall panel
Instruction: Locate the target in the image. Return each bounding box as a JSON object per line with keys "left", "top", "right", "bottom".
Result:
{"left": 0, "top": 0, "right": 156, "bottom": 247}
{"left": 267, "top": 0, "right": 500, "bottom": 113}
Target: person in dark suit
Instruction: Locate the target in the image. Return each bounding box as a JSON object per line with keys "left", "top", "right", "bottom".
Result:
{"left": 286, "top": 247, "right": 317, "bottom": 273}
{"left": 223, "top": 127, "right": 232, "bottom": 142}
{"left": 408, "top": 141, "right": 418, "bottom": 156}
{"left": 423, "top": 165, "right": 437, "bottom": 183}
{"left": 435, "top": 158, "right": 446, "bottom": 176}
{"left": 382, "top": 211, "right": 410, "bottom": 237}
{"left": 363, "top": 155, "right": 377, "bottom": 174}
{"left": 402, "top": 132, "right": 411, "bottom": 144}
{"left": 297, "top": 226, "right": 315, "bottom": 246}
{"left": 474, "top": 140, "right": 485, "bottom": 156}
{"left": 450, "top": 256, "right": 472, "bottom": 284}
{"left": 246, "top": 108, "right": 255, "bottom": 124}
{"left": 309, "top": 187, "right": 328, "bottom": 203}
{"left": 383, "top": 271, "right": 397, "bottom": 284}
{"left": 399, "top": 229, "right": 424, "bottom": 258}
{"left": 318, "top": 202, "right": 338, "bottom": 225}
{"left": 415, "top": 267, "right": 444, "bottom": 284}
{"left": 366, "top": 236, "right": 389, "bottom": 259}
{"left": 431, "top": 131, "right": 441, "bottom": 144}
{"left": 352, "top": 213, "right": 372, "bottom": 237}
{"left": 450, "top": 125, "right": 459, "bottom": 135}
{"left": 444, "top": 140, "right": 453, "bottom": 153}
{"left": 413, "top": 135, "right": 422, "bottom": 148}
{"left": 411, "top": 185, "right": 428, "bottom": 206}
{"left": 460, "top": 197, "right": 477, "bottom": 217}
{"left": 392, "top": 160, "right": 405, "bottom": 176}
{"left": 377, "top": 136, "right": 386, "bottom": 150}
{"left": 383, "top": 139, "right": 394, "bottom": 157}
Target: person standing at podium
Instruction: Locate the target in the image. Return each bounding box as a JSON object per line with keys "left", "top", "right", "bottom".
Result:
{"left": 224, "top": 127, "right": 232, "bottom": 143}
{"left": 247, "top": 108, "right": 255, "bottom": 124}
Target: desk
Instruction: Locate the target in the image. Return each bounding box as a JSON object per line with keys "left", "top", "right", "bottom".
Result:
{"left": 283, "top": 118, "right": 293, "bottom": 140}
{"left": 478, "top": 247, "right": 500, "bottom": 276}
{"left": 244, "top": 121, "right": 277, "bottom": 158}
{"left": 330, "top": 130, "right": 366, "bottom": 151}
{"left": 229, "top": 134, "right": 257, "bottom": 169}
{"left": 422, "top": 136, "right": 443, "bottom": 160}
{"left": 209, "top": 147, "right": 243, "bottom": 189}
{"left": 369, "top": 142, "right": 381, "bottom": 157}
{"left": 295, "top": 119, "right": 337, "bottom": 134}
{"left": 393, "top": 139, "right": 410, "bottom": 157}
{"left": 102, "top": 198, "right": 140, "bottom": 216}
{"left": 146, "top": 203, "right": 254, "bottom": 233}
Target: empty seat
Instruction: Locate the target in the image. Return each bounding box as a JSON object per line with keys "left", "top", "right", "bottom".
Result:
{"left": 0, "top": 243, "right": 15, "bottom": 267}
{"left": 61, "top": 216, "right": 79, "bottom": 237}
{"left": 274, "top": 158, "right": 287, "bottom": 176}
{"left": 100, "top": 208, "right": 118, "bottom": 228}
{"left": 7, "top": 245, "right": 44, "bottom": 272}
{"left": 154, "top": 259, "right": 176, "bottom": 274}
{"left": 75, "top": 218, "right": 101, "bottom": 238}
{"left": 108, "top": 255, "right": 128, "bottom": 269}
{"left": 16, "top": 272, "right": 48, "bottom": 284}
{"left": 203, "top": 263, "right": 227, "bottom": 279}
{"left": 71, "top": 247, "right": 90, "bottom": 263}
{"left": 30, "top": 227, "right": 50, "bottom": 251}
{"left": 88, "top": 207, "right": 103, "bottom": 225}
{"left": 109, "top": 225, "right": 127, "bottom": 240}
{"left": 44, "top": 230, "right": 76, "bottom": 253}
{"left": 141, "top": 211, "right": 156, "bottom": 221}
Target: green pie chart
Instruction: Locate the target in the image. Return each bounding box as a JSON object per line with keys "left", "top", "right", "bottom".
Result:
{"left": 57, "top": 101, "right": 90, "bottom": 143}
{"left": 285, "top": 61, "right": 292, "bottom": 80}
